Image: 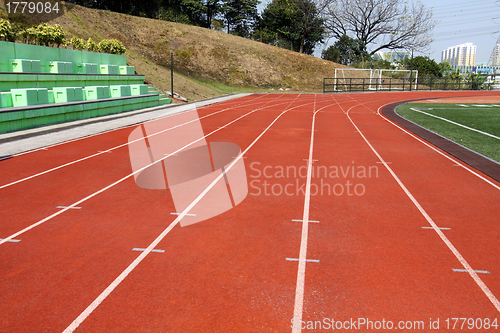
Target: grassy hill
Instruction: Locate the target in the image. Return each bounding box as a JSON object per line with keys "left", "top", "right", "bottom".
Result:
{"left": 0, "top": 1, "right": 351, "bottom": 101}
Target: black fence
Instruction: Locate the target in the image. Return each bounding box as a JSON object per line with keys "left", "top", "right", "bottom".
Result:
{"left": 323, "top": 77, "right": 480, "bottom": 93}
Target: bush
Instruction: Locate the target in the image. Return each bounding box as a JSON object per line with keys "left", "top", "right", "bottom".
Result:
{"left": 71, "top": 37, "right": 85, "bottom": 50}
{"left": 86, "top": 38, "right": 98, "bottom": 52}
{"left": 0, "top": 19, "right": 16, "bottom": 42}
{"left": 98, "top": 39, "right": 126, "bottom": 54}
{"left": 20, "top": 23, "right": 66, "bottom": 47}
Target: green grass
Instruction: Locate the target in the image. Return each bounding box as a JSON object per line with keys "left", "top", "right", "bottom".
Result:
{"left": 396, "top": 103, "right": 500, "bottom": 162}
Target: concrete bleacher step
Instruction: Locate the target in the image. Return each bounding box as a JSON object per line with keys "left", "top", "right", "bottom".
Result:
{"left": 159, "top": 98, "right": 172, "bottom": 105}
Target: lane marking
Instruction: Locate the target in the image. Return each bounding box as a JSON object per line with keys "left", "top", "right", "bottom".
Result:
{"left": 0, "top": 238, "right": 20, "bottom": 242}
{"left": 132, "top": 248, "right": 165, "bottom": 253}
{"left": 286, "top": 258, "right": 320, "bottom": 263}
{"left": 376, "top": 161, "right": 392, "bottom": 164}
{"left": 453, "top": 269, "right": 490, "bottom": 274}
{"left": 291, "top": 95, "right": 339, "bottom": 333}
{"left": 410, "top": 107, "right": 500, "bottom": 140}
{"left": 347, "top": 96, "right": 500, "bottom": 314}
{"left": 57, "top": 206, "right": 82, "bottom": 210}
{"left": 62, "top": 95, "right": 309, "bottom": 333}
{"left": 0, "top": 95, "right": 280, "bottom": 190}
{"left": 170, "top": 212, "right": 196, "bottom": 216}
{"left": 422, "top": 226, "right": 451, "bottom": 230}
{"left": 292, "top": 219, "right": 320, "bottom": 223}
{"left": 0, "top": 97, "right": 307, "bottom": 246}
{"left": 97, "top": 150, "right": 112, "bottom": 153}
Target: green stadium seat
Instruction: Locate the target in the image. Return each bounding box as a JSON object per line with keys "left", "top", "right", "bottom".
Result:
{"left": 76, "top": 63, "right": 98, "bottom": 74}
{"left": 10, "top": 59, "right": 42, "bottom": 73}
{"left": 53, "top": 87, "right": 84, "bottom": 103}
{"left": 85, "top": 86, "right": 110, "bottom": 100}
{"left": 119, "top": 66, "right": 135, "bottom": 75}
{"left": 11, "top": 88, "right": 49, "bottom": 107}
{"left": 48, "top": 61, "right": 73, "bottom": 74}
{"left": 100, "top": 64, "right": 119, "bottom": 75}
{"left": 0, "top": 92, "right": 13, "bottom": 108}
{"left": 130, "top": 84, "right": 149, "bottom": 96}
{"left": 110, "top": 85, "right": 131, "bottom": 97}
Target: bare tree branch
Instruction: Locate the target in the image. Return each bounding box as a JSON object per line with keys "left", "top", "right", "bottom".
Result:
{"left": 324, "top": 0, "right": 435, "bottom": 54}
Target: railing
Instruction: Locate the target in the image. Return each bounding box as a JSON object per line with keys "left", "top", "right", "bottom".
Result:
{"left": 323, "top": 77, "right": 478, "bottom": 93}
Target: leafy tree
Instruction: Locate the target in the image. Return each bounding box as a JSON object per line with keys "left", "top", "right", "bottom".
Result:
{"left": 400, "top": 56, "right": 441, "bottom": 77}
{"left": 256, "top": 0, "right": 325, "bottom": 54}
{"left": 221, "top": 0, "right": 259, "bottom": 37}
{"left": 325, "top": 0, "right": 435, "bottom": 54}
{"left": 71, "top": 37, "right": 86, "bottom": 50}
{"left": 466, "top": 72, "right": 489, "bottom": 90}
{"left": 86, "top": 38, "right": 99, "bottom": 52}
{"left": 321, "top": 35, "right": 369, "bottom": 66}
{"left": 439, "top": 61, "right": 452, "bottom": 74}
{"left": 19, "top": 23, "right": 66, "bottom": 47}
{"left": 98, "top": 39, "right": 127, "bottom": 54}
{"left": 0, "top": 19, "right": 16, "bottom": 42}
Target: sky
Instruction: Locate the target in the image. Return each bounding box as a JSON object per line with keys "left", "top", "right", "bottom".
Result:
{"left": 258, "top": 0, "right": 500, "bottom": 64}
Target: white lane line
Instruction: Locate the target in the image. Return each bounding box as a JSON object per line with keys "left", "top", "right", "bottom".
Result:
{"left": 422, "top": 226, "right": 450, "bottom": 230}
{"left": 132, "top": 248, "right": 165, "bottom": 253}
{"left": 347, "top": 100, "right": 500, "bottom": 314}
{"left": 0, "top": 238, "right": 21, "bottom": 242}
{"left": 287, "top": 258, "right": 320, "bottom": 263}
{"left": 0, "top": 95, "right": 281, "bottom": 190}
{"left": 292, "top": 94, "right": 326, "bottom": 333}
{"left": 62, "top": 95, "right": 305, "bottom": 333}
{"left": 292, "top": 219, "right": 320, "bottom": 223}
{"left": 0, "top": 98, "right": 307, "bottom": 246}
{"left": 453, "top": 269, "right": 490, "bottom": 274}
{"left": 57, "top": 206, "right": 82, "bottom": 210}
{"left": 377, "top": 103, "right": 500, "bottom": 191}
{"left": 409, "top": 108, "right": 500, "bottom": 140}
{"left": 170, "top": 212, "right": 196, "bottom": 216}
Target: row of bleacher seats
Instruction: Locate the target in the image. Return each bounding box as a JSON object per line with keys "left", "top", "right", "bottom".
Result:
{"left": 9, "top": 59, "right": 135, "bottom": 75}
{"left": 0, "top": 41, "right": 171, "bottom": 133}
{"left": 1, "top": 84, "right": 151, "bottom": 108}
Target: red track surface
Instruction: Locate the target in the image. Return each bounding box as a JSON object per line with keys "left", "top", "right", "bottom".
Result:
{"left": 1, "top": 92, "right": 499, "bottom": 332}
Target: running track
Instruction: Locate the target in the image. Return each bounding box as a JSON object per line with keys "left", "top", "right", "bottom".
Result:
{"left": 1, "top": 92, "right": 499, "bottom": 332}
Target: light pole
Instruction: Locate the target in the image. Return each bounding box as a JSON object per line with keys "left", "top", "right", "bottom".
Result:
{"left": 409, "top": 49, "right": 414, "bottom": 91}
{"left": 170, "top": 51, "right": 174, "bottom": 99}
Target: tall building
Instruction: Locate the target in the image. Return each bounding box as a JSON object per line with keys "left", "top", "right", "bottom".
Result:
{"left": 441, "top": 43, "right": 476, "bottom": 66}
{"left": 373, "top": 50, "right": 411, "bottom": 63}
{"left": 488, "top": 35, "right": 500, "bottom": 66}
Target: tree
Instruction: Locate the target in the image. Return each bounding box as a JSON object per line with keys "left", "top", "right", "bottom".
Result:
{"left": 324, "top": 0, "right": 435, "bottom": 55}
{"left": 257, "top": 0, "right": 325, "bottom": 54}
{"left": 221, "top": 0, "right": 259, "bottom": 37}
{"left": 321, "top": 35, "right": 369, "bottom": 66}
{"left": 439, "top": 61, "right": 452, "bottom": 74}
{"left": 0, "top": 19, "right": 16, "bottom": 42}
{"left": 400, "top": 56, "right": 441, "bottom": 77}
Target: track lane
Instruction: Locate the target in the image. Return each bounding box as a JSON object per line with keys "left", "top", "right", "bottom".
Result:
{"left": 0, "top": 96, "right": 293, "bottom": 243}
{"left": 0, "top": 94, "right": 304, "bottom": 332}
{"left": 60, "top": 96, "right": 345, "bottom": 332}
{"left": 0, "top": 94, "right": 270, "bottom": 189}
{"left": 2, "top": 93, "right": 499, "bottom": 332}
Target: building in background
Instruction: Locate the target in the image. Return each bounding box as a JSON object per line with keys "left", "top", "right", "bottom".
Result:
{"left": 488, "top": 35, "right": 500, "bottom": 66}
{"left": 442, "top": 43, "right": 476, "bottom": 66}
{"left": 373, "top": 50, "right": 411, "bottom": 64}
